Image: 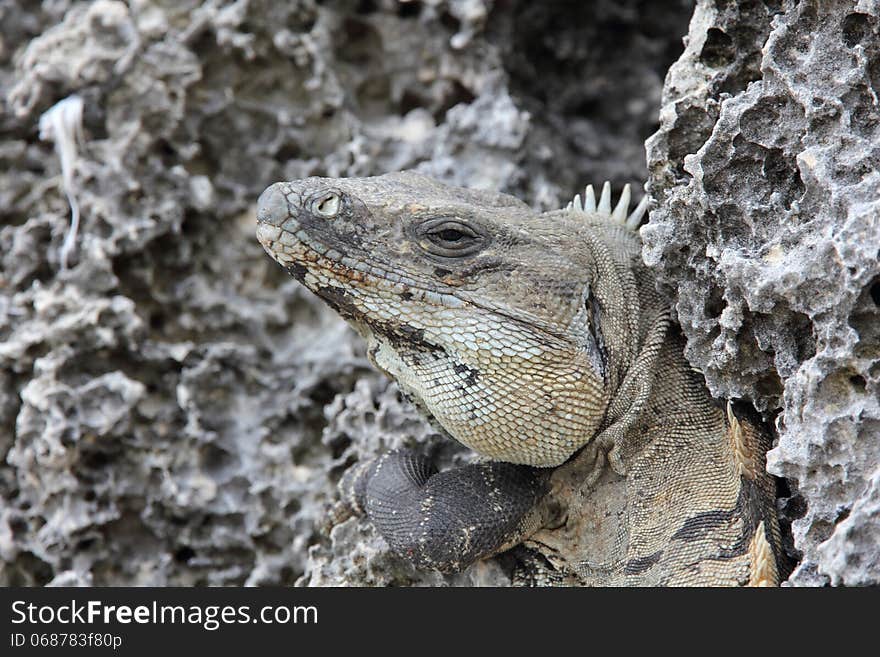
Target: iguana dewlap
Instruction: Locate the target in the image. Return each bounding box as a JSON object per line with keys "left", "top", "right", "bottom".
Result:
{"left": 256, "top": 171, "right": 783, "bottom": 586}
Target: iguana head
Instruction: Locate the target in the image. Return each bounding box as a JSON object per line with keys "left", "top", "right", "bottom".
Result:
{"left": 256, "top": 171, "right": 645, "bottom": 466}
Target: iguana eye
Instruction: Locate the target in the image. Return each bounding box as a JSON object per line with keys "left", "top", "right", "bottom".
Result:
{"left": 313, "top": 192, "right": 341, "bottom": 218}
{"left": 431, "top": 222, "right": 476, "bottom": 242}
{"left": 419, "top": 218, "right": 485, "bottom": 257}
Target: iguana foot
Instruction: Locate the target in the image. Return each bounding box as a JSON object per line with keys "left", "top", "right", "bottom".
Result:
{"left": 336, "top": 450, "right": 551, "bottom": 573}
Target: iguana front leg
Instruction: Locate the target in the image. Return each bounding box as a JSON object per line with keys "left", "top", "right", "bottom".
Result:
{"left": 530, "top": 335, "right": 783, "bottom": 586}
{"left": 333, "top": 450, "right": 551, "bottom": 573}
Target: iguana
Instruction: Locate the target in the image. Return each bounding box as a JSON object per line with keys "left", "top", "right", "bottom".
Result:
{"left": 255, "top": 171, "right": 784, "bottom": 586}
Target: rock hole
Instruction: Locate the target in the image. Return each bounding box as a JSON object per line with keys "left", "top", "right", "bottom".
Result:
{"left": 174, "top": 546, "right": 196, "bottom": 563}
{"left": 276, "top": 140, "right": 302, "bottom": 162}
{"left": 81, "top": 450, "right": 112, "bottom": 469}
{"left": 842, "top": 13, "right": 873, "bottom": 48}
{"left": 399, "top": 88, "right": 426, "bottom": 115}
{"left": 328, "top": 433, "right": 352, "bottom": 460}
{"left": 870, "top": 280, "right": 880, "bottom": 306}
{"left": 700, "top": 28, "right": 735, "bottom": 68}
{"left": 155, "top": 138, "right": 178, "bottom": 166}
{"left": 782, "top": 493, "right": 807, "bottom": 520}
{"left": 439, "top": 10, "right": 461, "bottom": 33}
{"left": 201, "top": 444, "right": 235, "bottom": 473}
{"left": 398, "top": 1, "right": 422, "bottom": 19}
{"left": 336, "top": 17, "right": 382, "bottom": 64}
{"left": 293, "top": 13, "right": 316, "bottom": 32}
{"left": 9, "top": 517, "right": 28, "bottom": 538}
{"left": 434, "top": 79, "right": 475, "bottom": 121}
{"left": 77, "top": 538, "right": 96, "bottom": 551}
{"left": 8, "top": 552, "right": 53, "bottom": 586}
{"left": 755, "top": 371, "right": 784, "bottom": 400}
{"left": 279, "top": 565, "right": 296, "bottom": 584}
{"left": 703, "top": 287, "right": 725, "bottom": 320}
{"left": 762, "top": 147, "right": 805, "bottom": 207}
{"left": 149, "top": 312, "right": 166, "bottom": 332}
{"left": 308, "top": 381, "right": 339, "bottom": 406}
{"left": 849, "top": 374, "right": 867, "bottom": 392}
{"left": 762, "top": 148, "right": 789, "bottom": 184}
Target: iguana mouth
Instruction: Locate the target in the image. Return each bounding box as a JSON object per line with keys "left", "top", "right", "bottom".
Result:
{"left": 258, "top": 221, "right": 585, "bottom": 356}
{"left": 257, "top": 221, "right": 469, "bottom": 310}
{"left": 257, "top": 187, "right": 572, "bottom": 346}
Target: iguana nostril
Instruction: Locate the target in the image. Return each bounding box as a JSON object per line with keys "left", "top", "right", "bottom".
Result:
{"left": 256, "top": 183, "right": 288, "bottom": 226}
{"left": 312, "top": 192, "right": 341, "bottom": 219}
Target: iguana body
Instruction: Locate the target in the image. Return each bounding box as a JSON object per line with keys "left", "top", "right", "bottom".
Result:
{"left": 255, "top": 171, "right": 783, "bottom": 586}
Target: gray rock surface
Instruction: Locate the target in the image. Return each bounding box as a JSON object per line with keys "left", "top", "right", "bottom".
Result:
{"left": 0, "top": 0, "right": 691, "bottom": 586}
{"left": 645, "top": 0, "right": 880, "bottom": 585}
{"left": 0, "top": 0, "right": 874, "bottom": 586}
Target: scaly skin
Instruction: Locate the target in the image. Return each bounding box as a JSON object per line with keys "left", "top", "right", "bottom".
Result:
{"left": 255, "top": 171, "right": 783, "bottom": 585}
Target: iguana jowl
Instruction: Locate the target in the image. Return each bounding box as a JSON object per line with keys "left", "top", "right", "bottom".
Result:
{"left": 255, "top": 171, "right": 783, "bottom": 586}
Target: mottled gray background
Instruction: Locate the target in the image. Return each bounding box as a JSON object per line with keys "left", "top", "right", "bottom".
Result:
{"left": 1, "top": 0, "right": 876, "bottom": 586}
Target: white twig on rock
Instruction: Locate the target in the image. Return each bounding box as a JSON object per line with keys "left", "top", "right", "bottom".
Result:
{"left": 39, "top": 94, "right": 85, "bottom": 270}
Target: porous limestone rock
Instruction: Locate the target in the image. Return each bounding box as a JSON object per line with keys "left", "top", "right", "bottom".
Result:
{"left": 645, "top": 0, "right": 880, "bottom": 585}
{"left": 6, "top": 0, "right": 874, "bottom": 587}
